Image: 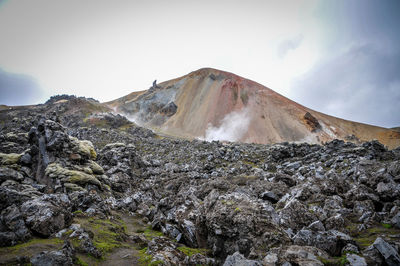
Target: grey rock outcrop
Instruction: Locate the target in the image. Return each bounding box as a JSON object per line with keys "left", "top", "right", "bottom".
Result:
{"left": 31, "top": 241, "right": 74, "bottom": 266}
{"left": 223, "top": 251, "right": 261, "bottom": 266}
{"left": 373, "top": 237, "right": 400, "bottom": 266}
{"left": 21, "top": 194, "right": 72, "bottom": 237}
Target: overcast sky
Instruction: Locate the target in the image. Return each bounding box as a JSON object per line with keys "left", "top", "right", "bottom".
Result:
{"left": 0, "top": 0, "right": 399, "bottom": 127}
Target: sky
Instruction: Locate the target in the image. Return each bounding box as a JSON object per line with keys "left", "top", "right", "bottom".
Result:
{"left": 0, "top": 0, "right": 399, "bottom": 127}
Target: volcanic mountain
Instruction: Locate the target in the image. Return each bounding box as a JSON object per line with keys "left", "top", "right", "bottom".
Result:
{"left": 108, "top": 68, "right": 400, "bottom": 149}
{"left": 2, "top": 70, "right": 400, "bottom": 265}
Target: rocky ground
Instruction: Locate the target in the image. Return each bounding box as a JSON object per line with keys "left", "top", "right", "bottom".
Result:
{"left": 0, "top": 95, "right": 400, "bottom": 265}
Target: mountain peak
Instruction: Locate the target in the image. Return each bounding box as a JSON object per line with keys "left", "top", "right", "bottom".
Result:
{"left": 186, "top": 67, "right": 244, "bottom": 81}
{"left": 110, "top": 69, "right": 400, "bottom": 149}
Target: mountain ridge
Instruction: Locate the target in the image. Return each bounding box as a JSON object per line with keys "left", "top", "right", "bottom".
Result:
{"left": 108, "top": 67, "right": 400, "bottom": 149}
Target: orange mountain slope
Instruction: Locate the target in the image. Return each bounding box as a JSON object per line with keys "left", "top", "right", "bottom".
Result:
{"left": 108, "top": 68, "right": 400, "bottom": 149}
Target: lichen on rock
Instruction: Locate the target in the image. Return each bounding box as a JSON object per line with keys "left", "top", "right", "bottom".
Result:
{"left": 0, "top": 152, "right": 22, "bottom": 165}
{"left": 69, "top": 137, "right": 97, "bottom": 160}
{"left": 87, "top": 160, "right": 104, "bottom": 175}
{"left": 45, "top": 163, "right": 101, "bottom": 188}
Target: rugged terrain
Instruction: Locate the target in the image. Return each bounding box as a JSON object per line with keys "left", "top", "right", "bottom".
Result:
{"left": 0, "top": 94, "right": 400, "bottom": 265}
{"left": 108, "top": 68, "right": 400, "bottom": 149}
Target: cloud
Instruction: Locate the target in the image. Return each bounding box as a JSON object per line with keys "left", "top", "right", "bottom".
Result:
{"left": 277, "top": 34, "right": 303, "bottom": 58}
{"left": 201, "top": 108, "right": 251, "bottom": 142}
{"left": 0, "top": 0, "right": 319, "bottom": 102}
{"left": 291, "top": 44, "right": 400, "bottom": 128}
{"left": 0, "top": 68, "right": 45, "bottom": 105}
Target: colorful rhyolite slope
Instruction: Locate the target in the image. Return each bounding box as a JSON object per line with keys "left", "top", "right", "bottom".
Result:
{"left": 108, "top": 68, "right": 400, "bottom": 149}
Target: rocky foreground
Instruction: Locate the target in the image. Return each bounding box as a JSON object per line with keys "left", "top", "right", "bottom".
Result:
{"left": 0, "top": 96, "right": 400, "bottom": 265}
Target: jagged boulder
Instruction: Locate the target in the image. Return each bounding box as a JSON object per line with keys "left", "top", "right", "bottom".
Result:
{"left": 223, "top": 251, "right": 261, "bottom": 266}
{"left": 278, "top": 199, "right": 318, "bottom": 232}
{"left": 292, "top": 229, "right": 354, "bottom": 256}
{"left": 346, "top": 253, "right": 367, "bottom": 266}
{"left": 265, "top": 245, "right": 328, "bottom": 266}
{"left": 0, "top": 186, "right": 38, "bottom": 210}
{"left": 98, "top": 142, "right": 142, "bottom": 177}
{"left": 0, "top": 167, "right": 24, "bottom": 183}
{"left": 21, "top": 194, "right": 72, "bottom": 237}
{"left": 197, "top": 191, "right": 287, "bottom": 259}
{"left": 31, "top": 241, "right": 74, "bottom": 266}
{"left": 373, "top": 237, "right": 400, "bottom": 266}
{"left": 0, "top": 204, "right": 31, "bottom": 246}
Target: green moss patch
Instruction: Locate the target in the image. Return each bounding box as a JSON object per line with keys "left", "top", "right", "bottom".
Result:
{"left": 138, "top": 247, "right": 162, "bottom": 266}
{"left": 74, "top": 217, "right": 127, "bottom": 256}
{"left": 75, "top": 256, "right": 90, "bottom": 266}
{"left": 318, "top": 255, "right": 348, "bottom": 266}
{"left": 382, "top": 223, "right": 392, "bottom": 229}
{"left": 347, "top": 222, "right": 400, "bottom": 249}
{"left": 8, "top": 238, "right": 63, "bottom": 252}
{"left": 177, "top": 246, "right": 209, "bottom": 257}
{"left": 91, "top": 222, "right": 125, "bottom": 253}
{"left": 143, "top": 226, "right": 164, "bottom": 240}
{"left": 73, "top": 210, "right": 84, "bottom": 216}
{"left": 0, "top": 238, "right": 63, "bottom": 264}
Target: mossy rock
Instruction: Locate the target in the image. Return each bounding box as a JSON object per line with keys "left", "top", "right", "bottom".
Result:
{"left": 82, "top": 167, "right": 93, "bottom": 174}
{"left": 87, "top": 160, "right": 104, "bottom": 175}
{"left": 0, "top": 152, "right": 22, "bottom": 165}
{"left": 45, "top": 163, "right": 71, "bottom": 177}
{"left": 81, "top": 140, "right": 97, "bottom": 160}
{"left": 64, "top": 182, "right": 86, "bottom": 192}
{"left": 45, "top": 163, "right": 101, "bottom": 187}
{"left": 67, "top": 171, "right": 101, "bottom": 187}
{"left": 70, "top": 137, "right": 97, "bottom": 160}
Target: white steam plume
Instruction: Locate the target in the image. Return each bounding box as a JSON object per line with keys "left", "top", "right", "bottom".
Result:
{"left": 202, "top": 108, "right": 251, "bottom": 142}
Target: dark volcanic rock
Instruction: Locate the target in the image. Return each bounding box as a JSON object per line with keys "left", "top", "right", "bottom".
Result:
{"left": 259, "top": 191, "right": 279, "bottom": 203}
{"left": 21, "top": 194, "right": 72, "bottom": 237}
{"left": 0, "top": 204, "right": 31, "bottom": 246}
{"left": 373, "top": 237, "right": 400, "bottom": 266}
{"left": 303, "top": 112, "right": 321, "bottom": 132}
{"left": 293, "top": 229, "right": 354, "bottom": 256}
{"left": 223, "top": 251, "right": 261, "bottom": 266}
{"left": 31, "top": 241, "right": 74, "bottom": 266}
{"left": 1, "top": 96, "right": 400, "bottom": 265}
